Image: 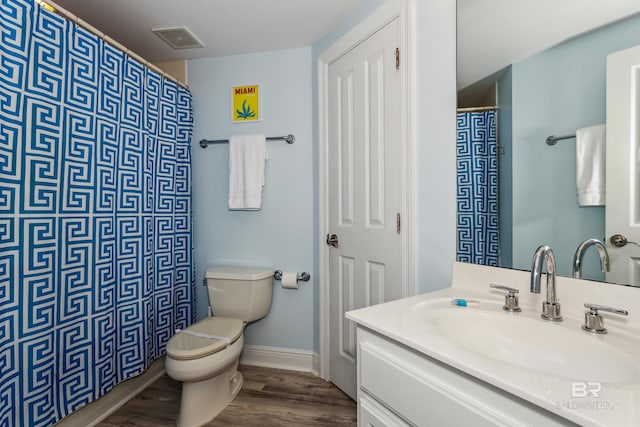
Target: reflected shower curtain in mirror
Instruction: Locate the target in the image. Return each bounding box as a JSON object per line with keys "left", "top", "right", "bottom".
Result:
{"left": 456, "top": 111, "right": 499, "bottom": 265}
{"left": 0, "top": 1, "right": 194, "bottom": 425}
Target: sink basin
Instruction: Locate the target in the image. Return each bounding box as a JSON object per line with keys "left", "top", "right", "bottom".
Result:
{"left": 411, "top": 300, "right": 640, "bottom": 384}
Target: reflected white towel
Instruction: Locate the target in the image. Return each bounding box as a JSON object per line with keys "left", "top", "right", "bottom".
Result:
{"left": 576, "top": 124, "right": 606, "bottom": 206}
{"left": 228, "top": 134, "right": 266, "bottom": 210}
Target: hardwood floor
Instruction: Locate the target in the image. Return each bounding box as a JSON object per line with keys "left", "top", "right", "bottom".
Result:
{"left": 97, "top": 365, "right": 357, "bottom": 427}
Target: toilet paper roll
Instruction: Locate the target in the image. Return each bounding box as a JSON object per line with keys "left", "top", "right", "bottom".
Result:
{"left": 281, "top": 272, "right": 299, "bottom": 289}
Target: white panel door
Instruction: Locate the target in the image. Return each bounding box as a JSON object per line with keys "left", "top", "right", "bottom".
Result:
{"left": 327, "top": 17, "right": 402, "bottom": 399}
{"left": 606, "top": 44, "right": 640, "bottom": 286}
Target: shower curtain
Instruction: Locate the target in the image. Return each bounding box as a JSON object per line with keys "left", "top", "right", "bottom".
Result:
{"left": 0, "top": 1, "right": 194, "bottom": 425}
{"left": 456, "top": 111, "right": 499, "bottom": 266}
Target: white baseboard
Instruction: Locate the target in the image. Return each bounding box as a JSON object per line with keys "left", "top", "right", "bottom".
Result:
{"left": 311, "top": 351, "right": 321, "bottom": 376}
{"left": 240, "top": 345, "right": 319, "bottom": 374}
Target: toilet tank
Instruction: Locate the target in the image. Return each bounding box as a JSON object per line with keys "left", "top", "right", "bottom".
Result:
{"left": 205, "top": 266, "right": 274, "bottom": 322}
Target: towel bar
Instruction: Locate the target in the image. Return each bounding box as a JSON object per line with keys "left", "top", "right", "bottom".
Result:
{"left": 199, "top": 134, "right": 295, "bottom": 148}
{"left": 546, "top": 134, "right": 575, "bottom": 146}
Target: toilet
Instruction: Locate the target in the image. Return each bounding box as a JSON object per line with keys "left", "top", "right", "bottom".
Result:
{"left": 165, "top": 265, "right": 274, "bottom": 427}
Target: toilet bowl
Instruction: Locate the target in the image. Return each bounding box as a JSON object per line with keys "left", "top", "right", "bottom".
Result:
{"left": 165, "top": 266, "right": 273, "bottom": 427}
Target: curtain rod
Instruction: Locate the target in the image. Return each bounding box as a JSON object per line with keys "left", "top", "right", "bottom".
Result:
{"left": 456, "top": 105, "right": 498, "bottom": 113}
{"left": 37, "top": 0, "right": 189, "bottom": 90}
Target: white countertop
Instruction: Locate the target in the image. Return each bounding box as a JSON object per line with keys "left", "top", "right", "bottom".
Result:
{"left": 346, "top": 262, "right": 640, "bottom": 427}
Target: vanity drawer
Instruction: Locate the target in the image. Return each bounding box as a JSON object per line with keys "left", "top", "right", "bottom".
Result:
{"left": 357, "top": 328, "right": 575, "bottom": 427}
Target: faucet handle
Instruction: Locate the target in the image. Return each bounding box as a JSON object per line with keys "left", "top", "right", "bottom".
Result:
{"left": 582, "top": 303, "right": 629, "bottom": 334}
{"left": 490, "top": 283, "right": 519, "bottom": 294}
{"left": 585, "top": 303, "right": 629, "bottom": 316}
{"left": 489, "top": 283, "right": 521, "bottom": 312}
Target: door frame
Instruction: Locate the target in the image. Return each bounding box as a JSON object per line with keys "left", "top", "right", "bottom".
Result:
{"left": 317, "top": 0, "right": 415, "bottom": 380}
{"left": 605, "top": 43, "right": 640, "bottom": 285}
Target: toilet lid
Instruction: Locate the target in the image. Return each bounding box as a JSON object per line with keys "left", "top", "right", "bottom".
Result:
{"left": 166, "top": 317, "right": 243, "bottom": 360}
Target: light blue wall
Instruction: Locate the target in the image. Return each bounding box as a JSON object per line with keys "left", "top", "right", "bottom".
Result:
{"left": 188, "top": 0, "right": 457, "bottom": 354}
{"left": 311, "top": 0, "right": 387, "bottom": 57}
{"left": 413, "top": 1, "right": 457, "bottom": 294}
{"left": 188, "top": 47, "right": 314, "bottom": 350}
{"left": 507, "top": 13, "right": 640, "bottom": 279}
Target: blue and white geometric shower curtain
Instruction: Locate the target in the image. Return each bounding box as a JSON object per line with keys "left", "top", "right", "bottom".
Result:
{"left": 456, "top": 111, "right": 499, "bottom": 266}
{"left": 0, "top": 1, "right": 194, "bottom": 425}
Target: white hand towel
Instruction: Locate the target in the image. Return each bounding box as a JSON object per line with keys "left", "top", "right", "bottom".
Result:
{"left": 576, "top": 124, "right": 606, "bottom": 206}
{"left": 228, "top": 134, "right": 266, "bottom": 210}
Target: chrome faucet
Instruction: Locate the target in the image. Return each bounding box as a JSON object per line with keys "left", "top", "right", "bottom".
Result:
{"left": 572, "top": 238, "right": 610, "bottom": 279}
{"left": 530, "top": 245, "right": 562, "bottom": 321}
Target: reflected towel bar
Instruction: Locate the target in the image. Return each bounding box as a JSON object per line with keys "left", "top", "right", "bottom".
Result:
{"left": 199, "top": 134, "right": 295, "bottom": 148}
{"left": 546, "top": 134, "right": 575, "bottom": 146}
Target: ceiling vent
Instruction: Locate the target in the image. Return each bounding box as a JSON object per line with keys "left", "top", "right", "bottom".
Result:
{"left": 152, "top": 27, "right": 204, "bottom": 50}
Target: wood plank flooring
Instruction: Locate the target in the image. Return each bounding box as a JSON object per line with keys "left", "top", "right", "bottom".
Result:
{"left": 97, "top": 365, "right": 357, "bottom": 427}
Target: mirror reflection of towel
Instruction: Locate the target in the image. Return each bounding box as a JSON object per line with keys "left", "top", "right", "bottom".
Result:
{"left": 228, "top": 134, "right": 266, "bottom": 210}
{"left": 576, "top": 124, "right": 605, "bottom": 207}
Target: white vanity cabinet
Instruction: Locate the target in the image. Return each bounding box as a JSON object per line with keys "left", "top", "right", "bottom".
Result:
{"left": 347, "top": 263, "right": 640, "bottom": 427}
{"left": 355, "top": 327, "right": 576, "bottom": 427}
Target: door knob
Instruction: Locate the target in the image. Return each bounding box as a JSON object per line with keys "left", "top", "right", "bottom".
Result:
{"left": 610, "top": 234, "right": 628, "bottom": 247}
{"left": 326, "top": 234, "right": 339, "bottom": 248}
{"left": 609, "top": 234, "right": 639, "bottom": 247}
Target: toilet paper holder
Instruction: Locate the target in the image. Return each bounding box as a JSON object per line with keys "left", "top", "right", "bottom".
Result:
{"left": 274, "top": 270, "right": 311, "bottom": 282}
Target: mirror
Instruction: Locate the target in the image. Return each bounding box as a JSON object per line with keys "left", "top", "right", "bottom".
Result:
{"left": 457, "top": 1, "right": 640, "bottom": 286}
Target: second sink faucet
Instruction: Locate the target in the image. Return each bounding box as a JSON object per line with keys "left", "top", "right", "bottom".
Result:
{"left": 572, "top": 238, "right": 610, "bottom": 279}
{"left": 530, "top": 245, "right": 562, "bottom": 321}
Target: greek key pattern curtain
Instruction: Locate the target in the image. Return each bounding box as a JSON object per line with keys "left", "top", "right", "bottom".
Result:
{"left": 456, "top": 111, "right": 499, "bottom": 266}
{"left": 0, "top": 1, "right": 194, "bottom": 425}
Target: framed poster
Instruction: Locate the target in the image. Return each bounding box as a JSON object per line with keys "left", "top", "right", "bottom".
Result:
{"left": 232, "top": 84, "right": 260, "bottom": 123}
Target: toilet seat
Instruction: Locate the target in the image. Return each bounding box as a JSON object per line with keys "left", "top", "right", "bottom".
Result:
{"left": 166, "top": 317, "right": 243, "bottom": 360}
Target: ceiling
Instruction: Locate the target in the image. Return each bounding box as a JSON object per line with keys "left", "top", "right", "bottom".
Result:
{"left": 50, "top": 0, "right": 640, "bottom": 91}
{"left": 51, "top": 0, "right": 362, "bottom": 62}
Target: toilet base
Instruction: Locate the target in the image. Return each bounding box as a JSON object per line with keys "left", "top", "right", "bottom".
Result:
{"left": 177, "top": 367, "right": 244, "bottom": 427}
